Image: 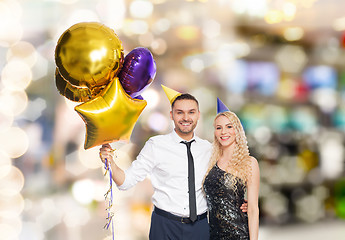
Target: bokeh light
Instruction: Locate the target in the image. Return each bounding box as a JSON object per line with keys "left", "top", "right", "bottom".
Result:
{"left": 176, "top": 25, "right": 200, "bottom": 41}
{"left": 0, "top": 106, "right": 13, "bottom": 133}
{"left": 72, "top": 179, "right": 96, "bottom": 205}
{"left": 7, "top": 41, "right": 37, "bottom": 67}
{"left": 319, "top": 133, "right": 344, "bottom": 179}
{"left": 283, "top": 27, "right": 304, "bottom": 41}
{"left": 0, "top": 166, "right": 25, "bottom": 197}
{"left": 78, "top": 146, "right": 103, "bottom": 169}
{"left": 147, "top": 112, "right": 169, "bottom": 132}
{"left": 275, "top": 45, "right": 307, "bottom": 73}
{"left": 130, "top": 0, "right": 154, "bottom": 19}
{"left": 0, "top": 150, "right": 11, "bottom": 179}
{"left": 0, "top": 89, "right": 28, "bottom": 116}
{"left": 0, "top": 127, "right": 29, "bottom": 158}
{"left": 152, "top": 18, "right": 171, "bottom": 34}
{"left": 141, "top": 88, "right": 160, "bottom": 110}
{"left": 0, "top": 1, "right": 23, "bottom": 47}
{"left": 150, "top": 38, "right": 167, "bottom": 55}
{"left": 0, "top": 193, "right": 24, "bottom": 218}
{"left": 1, "top": 60, "right": 32, "bottom": 91}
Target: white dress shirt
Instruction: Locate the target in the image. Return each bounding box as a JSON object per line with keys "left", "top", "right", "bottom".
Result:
{"left": 118, "top": 130, "right": 212, "bottom": 217}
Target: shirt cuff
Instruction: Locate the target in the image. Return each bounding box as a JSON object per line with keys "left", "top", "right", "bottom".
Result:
{"left": 116, "top": 170, "right": 130, "bottom": 190}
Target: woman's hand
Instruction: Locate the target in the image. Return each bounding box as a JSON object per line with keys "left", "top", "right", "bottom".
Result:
{"left": 99, "top": 143, "right": 114, "bottom": 164}
{"left": 240, "top": 199, "right": 248, "bottom": 212}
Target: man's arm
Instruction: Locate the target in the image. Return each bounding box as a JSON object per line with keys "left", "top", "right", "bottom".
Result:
{"left": 100, "top": 143, "right": 125, "bottom": 186}
{"left": 100, "top": 139, "right": 156, "bottom": 190}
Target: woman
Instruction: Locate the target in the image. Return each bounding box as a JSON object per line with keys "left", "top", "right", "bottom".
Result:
{"left": 203, "top": 107, "right": 260, "bottom": 240}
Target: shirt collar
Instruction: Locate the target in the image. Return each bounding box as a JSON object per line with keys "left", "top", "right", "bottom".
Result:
{"left": 170, "top": 129, "right": 197, "bottom": 144}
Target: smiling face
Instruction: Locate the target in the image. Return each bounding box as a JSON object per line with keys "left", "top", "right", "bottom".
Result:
{"left": 170, "top": 99, "right": 200, "bottom": 140}
{"left": 214, "top": 114, "right": 236, "bottom": 148}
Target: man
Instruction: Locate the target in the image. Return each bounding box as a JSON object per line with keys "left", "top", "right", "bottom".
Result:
{"left": 99, "top": 85, "right": 246, "bottom": 239}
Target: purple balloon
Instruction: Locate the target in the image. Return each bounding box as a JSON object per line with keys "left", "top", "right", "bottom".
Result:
{"left": 118, "top": 47, "right": 156, "bottom": 98}
{"left": 134, "top": 95, "right": 144, "bottom": 100}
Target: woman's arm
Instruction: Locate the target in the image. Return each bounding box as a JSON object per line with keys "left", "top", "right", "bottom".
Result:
{"left": 247, "top": 157, "right": 260, "bottom": 240}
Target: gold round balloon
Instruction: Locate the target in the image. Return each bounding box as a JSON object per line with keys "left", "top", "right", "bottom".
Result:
{"left": 55, "top": 68, "right": 106, "bottom": 102}
{"left": 55, "top": 22, "right": 124, "bottom": 88}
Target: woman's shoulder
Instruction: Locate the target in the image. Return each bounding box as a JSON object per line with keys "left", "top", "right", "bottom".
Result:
{"left": 248, "top": 156, "right": 258, "bottom": 163}
{"left": 248, "top": 156, "right": 260, "bottom": 173}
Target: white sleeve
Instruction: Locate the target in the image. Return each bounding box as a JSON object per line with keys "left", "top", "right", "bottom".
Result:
{"left": 117, "top": 138, "right": 155, "bottom": 190}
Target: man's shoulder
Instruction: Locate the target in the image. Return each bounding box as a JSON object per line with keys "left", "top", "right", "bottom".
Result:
{"left": 140, "top": 134, "right": 169, "bottom": 152}
{"left": 147, "top": 133, "right": 171, "bottom": 142}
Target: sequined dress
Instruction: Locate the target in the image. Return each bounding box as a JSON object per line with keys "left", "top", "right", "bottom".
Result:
{"left": 203, "top": 164, "right": 249, "bottom": 240}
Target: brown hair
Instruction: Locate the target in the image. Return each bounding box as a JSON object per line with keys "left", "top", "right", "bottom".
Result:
{"left": 171, "top": 93, "right": 199, "bottom": 109}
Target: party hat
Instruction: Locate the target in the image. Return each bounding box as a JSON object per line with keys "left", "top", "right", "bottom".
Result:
{"left": 161, "top": 85, "right": 182, "bottom": 104}
{"left": 217, "top": 97, "right": 230, "bottom": 114}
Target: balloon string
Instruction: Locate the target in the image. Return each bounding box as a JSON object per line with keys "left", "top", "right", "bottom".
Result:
{"left": 104, "top": 157, "right": 115, "bottom": 240}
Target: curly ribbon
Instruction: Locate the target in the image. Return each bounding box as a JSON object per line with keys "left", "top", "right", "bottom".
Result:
{"left": 104, "top": 156, "right": 115, "bottom": 240}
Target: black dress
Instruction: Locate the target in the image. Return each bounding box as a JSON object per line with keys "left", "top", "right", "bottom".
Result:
{"left": 203, "top": 164, "right": 249, "bottom": 240}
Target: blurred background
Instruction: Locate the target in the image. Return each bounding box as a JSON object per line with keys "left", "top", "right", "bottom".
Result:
{"left": 1, "top": 0, "right": 345, "bottom": 239}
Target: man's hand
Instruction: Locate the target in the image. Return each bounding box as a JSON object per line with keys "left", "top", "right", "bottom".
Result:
{"left": 99, "top": 143, "right": 114, "bottom": 164}
{"left": 240, "top": 199, "right": 248, "bottom": 212}
{"left": 99, "top": 144, "right": 125, "bottom": 186}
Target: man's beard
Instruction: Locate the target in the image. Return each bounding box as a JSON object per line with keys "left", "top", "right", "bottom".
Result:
{"left": 175, "top": 121, "right": 197, "bottom": 134}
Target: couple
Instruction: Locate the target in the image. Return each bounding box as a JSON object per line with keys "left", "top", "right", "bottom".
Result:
{"left": 99, "top": 86, "right": 260, "bottom": 240}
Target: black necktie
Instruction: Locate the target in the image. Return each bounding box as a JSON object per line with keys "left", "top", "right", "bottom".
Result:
{"left": 181, "top": 140, "right": 197, "bottom": 222}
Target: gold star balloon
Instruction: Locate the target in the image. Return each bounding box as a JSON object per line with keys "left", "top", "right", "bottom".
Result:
{"left": 75, "top": 77, "right": 147, "bottom": 149}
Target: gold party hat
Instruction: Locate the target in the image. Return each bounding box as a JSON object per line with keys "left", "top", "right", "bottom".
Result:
{"left": 161, "top": 85, "right": 182, "bottom": 104}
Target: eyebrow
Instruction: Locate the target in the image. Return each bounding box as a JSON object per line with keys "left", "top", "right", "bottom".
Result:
{"left": 175, "top": 108, "right": 197, "bottom": 112}
{"left": 216, "top": 123, "right": 231, "bottom": 127}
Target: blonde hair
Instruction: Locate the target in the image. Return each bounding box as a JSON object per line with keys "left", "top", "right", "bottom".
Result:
{"left": 205, "top": 111, "right": 252, "bottom": 190}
